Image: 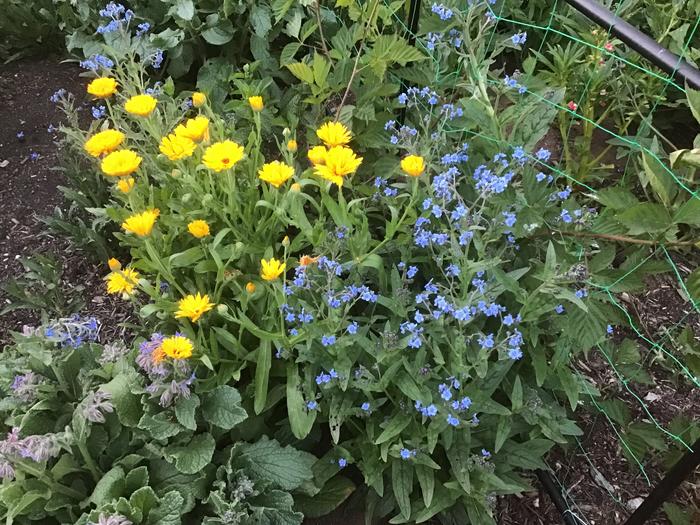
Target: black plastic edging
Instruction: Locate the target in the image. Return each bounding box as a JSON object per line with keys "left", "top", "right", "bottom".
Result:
{"left": 564, "top": 0, "right": 700, "bottom": 89}
{"left": 622, "top": 437, "right": 700, "bottom": 525}
{"left": 536, "top": 470, "right": 579, "bottom": 525}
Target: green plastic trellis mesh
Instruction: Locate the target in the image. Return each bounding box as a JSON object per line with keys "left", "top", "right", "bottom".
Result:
{"left": 383, "top": 0, "right": 700, "bottom": 521}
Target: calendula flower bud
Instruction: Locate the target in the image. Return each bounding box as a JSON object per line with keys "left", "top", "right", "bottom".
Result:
{"left": 282, "top": 235, "right": 290, "bottom": 247}
{"left": 107, "top": 258, "right": 121, "bottom": 271}
{"left": 182, "top": 193, "right": 192, "bottom": 203}
{"left": 216, "top": 304, "right": 228, "bottom": 315}
{"left": 246, "top": 282, "right": 256, "bottom": 293}
{"left": 287, "top": 139, "right": 298, "bottom": 152}
{"left": 291, "top": 183, "right": 301, "bottom": 192}
{"left": 282, "top": 127, "right": 291, "bottom": 137}
{"left": 171, "top": 168, "right": 181, "bottom": 178}
{"left": 192, "top": 92, "right": 206, "bottom": 107}
{"left": 202, "top": 194, "right": 213, "bottom": 206}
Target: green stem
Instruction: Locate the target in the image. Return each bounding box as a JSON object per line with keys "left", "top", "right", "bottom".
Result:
{"left": 77, "top": 440, "right": 101, "bottom": 483}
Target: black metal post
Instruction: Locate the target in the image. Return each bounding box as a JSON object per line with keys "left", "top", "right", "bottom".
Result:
{"left": 564, "top": 0, "right": 700, "bottom": 89}
{"left": 536, "top": 470, "right": 579, "bottom": 525}
{"left": 623, "top": 437, "right": 700, "bottom": 525}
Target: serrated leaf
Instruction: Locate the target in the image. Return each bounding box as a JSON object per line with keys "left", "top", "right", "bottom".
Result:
{"left": 139, "top": 412, "right": 183, "bottom": 440}
{"left": 642, "top": 151, "right": 677, "bottom": 207}
{"left": 251, "top": 5, "right": 272, "bottom": 37}
{"left": 366, "top": 35, "right": 425, "bottom": 78}
{"left": 286, "top": 62, "right": 315, "bottom": 83}
{"left": 172, "top": 433, "right": 215, "bottom": 474}
{"left": 673, "top": 197, "right": 700, "bottom": 226}
{"left": 239, "top": 437, "right": 315, "bottom": 490}
{"left": 201, "top": 385, "right": 247, "bottom": 430}
{"left": 147, "top": 490, "right": 184, "bottom": 525}
{"left": 685, "top": 267, "right": 700, "bottom": 304}
{"left": 280, "top": 42, "right": 301, "bottom": 66}
{"left": 617, "top": 202, "right": 672, "bottom": 235}
{"left": 595, "top": 186, "right": 639, "bottom": 209}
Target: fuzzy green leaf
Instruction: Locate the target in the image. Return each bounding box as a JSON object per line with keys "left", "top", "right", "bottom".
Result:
{"left": 201, "top": 385, "right": 247, "bottom": 430}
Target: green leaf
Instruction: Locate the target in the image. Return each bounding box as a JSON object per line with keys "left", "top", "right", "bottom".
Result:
{"left": 663, "top": 502, "right": 692, "bottom": 525}
{"left": 495, "top": 417, "right": 511, "bottom": 453}
{"left": 147, "top": 490, "right": 184, "bottom": 525}
{"left": 684, "top": 267, "right": 700, "bottom": 304}
{"left": 415, "top": 464, "right": 434, "bottom": 508}
{"left": 172, "top": 433, "right": 215, "bottom": 474}
{"left": 90, "top": 466, "right": 126, "bottom": 506}
{"left": 617, "top": 203, "right": 672, "bottom": 235}
{"left": 670, "top": 148, "right": 700, "bottom": 169}
{"left": 687, "top": 87, "right": 700, "bottom": 125}
{"left": 139, "top": 412, "right": 183, "bottom": 440}
{"left": 280, "top": 42, "right": 301, "bottom": 66}
{"left": 250, "top": 5, "right": 272, "bottom": 37}
{"left": 254, "top": 340, "right": 272, "bottom": 415}
{"left": 375, "top": 414, "right": 412, "bottom": 444}
{"left": 239, "top": 437, "right": 315, "bottom": 490}
{"left": 391, "top": 459, "right": 413, "bottom": 521}
{"left": 102, "top": 373, "right": 142, "bottom": 427}
{"left": 505, "top": 439, "right": 554, "bottom": 469}
{"left": 201, "top": 385, "right": 247, "bottom": 430}
{"left": 294, "top": 476, "right": 355, "bottom": 518}
{"left": 312, "top": 52, "right": 331, "bottom": 87}
{"left": 174, "top": 0, "right": 194, "bottom": 20}
{"left": 673, "top": 198, "right": 700, "bottom": 226}
{"left": 286, "top": 364, "right": 316, "bottom": 439}
{"left": 286, "top": 62, "right": 315, "bottom": 84}
{"left": 366, "top": 35, "right": 425, "bottom": 78}
{"left": 595, "top": 186, "right": 639, "bottom": 209}
{"left": 175, "top": 395, "right": 200, "bottom": 431}
{"left": 642, "top": 151, "right": 677, "bottom": 207}
{"left": 201, "top": 24, "right": 234, "bottom": 45}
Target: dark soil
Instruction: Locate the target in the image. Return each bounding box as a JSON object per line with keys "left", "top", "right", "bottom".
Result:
{"left": 0, "top": 57, "right": 133, "bottom": 345}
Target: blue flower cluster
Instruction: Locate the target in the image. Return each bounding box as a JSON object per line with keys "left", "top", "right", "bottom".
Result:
{"left": 426, "top": 29, "right": 463, "bottom": 51}
{"left": 315, "top": 368, "right": 339, "bottom": 385}
{"left": 511, "top": 32, "right": 527, "bottom": 46}
{"left": 431, "top": 2, "right": 454, "bottom": 20}
{"left": 92, "top": 105, "right": 107, "bottom": 119}
{"left": 504, "top": 74, "right": 527, "bottom": 94}
{"left": 97, "top": 2, "right": 134, "bottom": 34}
{"left": 42, "top": 315, "right": 100, "bottom": 348}
{"left": 373, "top": 177, "right": 398, "bottom": 199}
{"left": 80, "top": 54, "right": 114, "bottom": 70}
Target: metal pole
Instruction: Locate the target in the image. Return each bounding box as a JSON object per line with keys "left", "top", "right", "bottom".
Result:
{"left": 623, "top": 437, "right": 700, "bottom": 525}
{"left": 536, "top": 470, "right": 579, "bottom": 525}
{"left": 564, "top": 0, "right": 700, "bottom": 90}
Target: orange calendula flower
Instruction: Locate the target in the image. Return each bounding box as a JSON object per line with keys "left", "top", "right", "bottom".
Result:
{"left": 299, "top": 255, "right": 319, "bottom": 266}
{"left": 107, "top": 258, "right": 121, "bottom": 271}
{"left": 84, "top": 129, "right": 125, "bottom": 157}
{"left": 313, "top": 146, "right": 363, "bottom": 187}
{"left": 245, "top": 281, "right": 256, "bottom": 293}
{"left": 125, "top": 94, "right": 157, "bottom": 116}
{"left": 307, "top": 145, "right": 327, "bottom": 165}
{"left": 175, "top": 292, "right": 215, "bottom": 323}
{"left": 159, "top": 133, "right": 196, "bottom": 161}
{"left": 192, "top": 92, "right": 206, "bottom": 107}
{"left": 174, "top": 116, "right": 209, "bottom": 143}
{"left": 400, "top": 155, "right": 425, "bottom": 177}
{"left": 258, "top": 161, "right": 294, "bottom": 188}
{"left": 117, "top": 177, "right": 135, "bottom": 193}
{"left": 101, "top": 149, "right": 142, "bottom": 177}
{"left": 316, "top": 121, "right": 352, "bottom": 148}
{"left": 188, "top": 219, "right": 210, "bottom": 238}
{"left": 260, "top": 258, "right": 285, "bottom": 281}
{"left": 203, "top": 140, "right": 245, "bottom": 172}
{"left": 122, "top": 209, "right": 159, "bottom": 237}
{"left": 160, "top": 335, "right": 193, "bottom": 359}
{"left": 248, "top": 96, "right": 264, "bottom": 112}
{"left": 105, "top": 267, "right": 139, "bottom": 295}
{"left": 87, "top": 77, "right": 118, "bottom": 98}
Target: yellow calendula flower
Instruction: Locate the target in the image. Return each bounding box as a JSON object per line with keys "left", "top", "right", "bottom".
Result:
{"left": 84, "top": 129, "right": 125, "bottom": 157}
{"left": 248, "top": 96, "right": 264, "bottom": 112}
{"left": 245, "top": 281, "right": 256, "bottom": 293}
{"left": 124, "top": 94, "right": 157, "bottom": 117}
{"left": 203, "top": 140, "right": 245, "bottom": 172}
{"left": 117, "top": 177, "right": 135, "bottom": 193}
{"left": 174, "top": 116, "right": 209, "bottom": 143}
{"left": 314, "top": 146, "right": 363, "bottom": 187}
{"left": 159, "top": 133, "right": 196, "bottom": 161}
{"left": 87, "top": 77, "right": 118, "bottom": 98}
{"left": 101, "top": 149, "right": 142, "bottom": 177}
{"left": 175, "top": 292, "right": 215, "bottom": 323}
{"left": 258, "top": 161, "right": 294, "bottom": 188}
{"left": 400, "top": 155, "right": 425, "bottom": 177}
{"left": 107, "top": 258, "right": 121, "bottom": 271}
{"left": 122, "top": 209, "right": 159, "bottom": 237}
{"left": 286, "top": 139, "right": 298, "bottom": 152}
{"left": 192, "top": 92, "right": 206, "bottom": 107}
{"left": 260, "top": 258, "right": 285, "bottom": 281}
{"left": 316, "top": 121, "right": 352, "bottom": 148}
{"left": 188, "top": 219, "right": 210, "bottom": 238}
{"left": 105, "top": 267, "right": 139, "bottom": 295}
{"left": 160, "top": 335, "right": 193, "bottom": 360}
{"left": 307, "top": 145, "right": 327, "bottom": 165}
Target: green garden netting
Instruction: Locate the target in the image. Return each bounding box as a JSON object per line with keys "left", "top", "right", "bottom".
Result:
{"left": 386, "top": 0, "right": 700, "bottom": 520}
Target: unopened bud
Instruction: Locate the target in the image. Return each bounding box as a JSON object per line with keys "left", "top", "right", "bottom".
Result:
{"left": 282, "top": 235, "right": 290, "bottom": 247}
{"left": 246, "top": 281, "right": 256, "bottom": 293}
